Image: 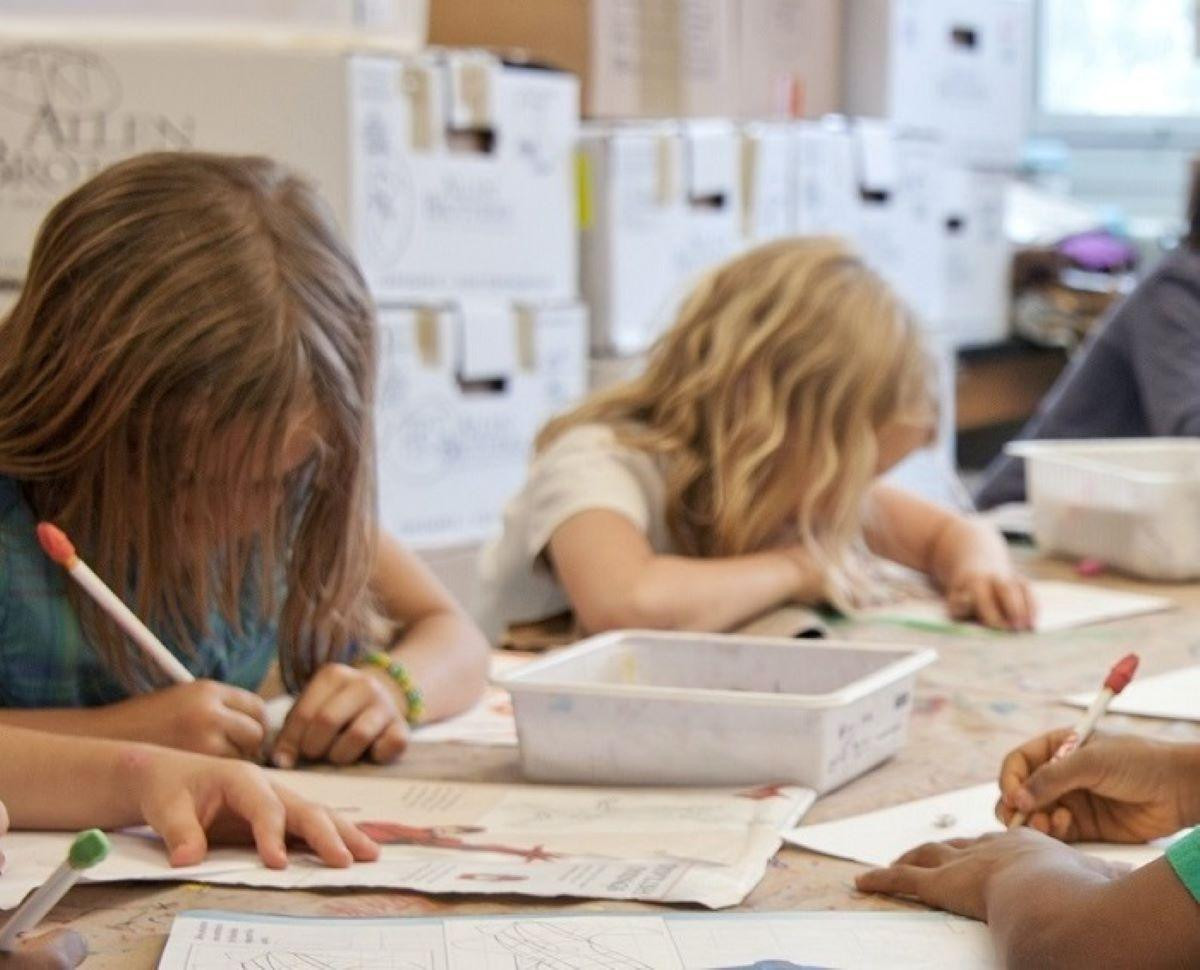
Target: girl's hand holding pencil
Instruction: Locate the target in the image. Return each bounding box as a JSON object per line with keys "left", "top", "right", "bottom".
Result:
{"left": 105, "top": 680, "right": 268, "bottom": 761}
{"left": 996, "top": 730, "right": 1200, "bottom": 843}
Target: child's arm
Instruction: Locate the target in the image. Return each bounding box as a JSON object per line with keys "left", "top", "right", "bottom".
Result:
{"left": 0, "top": 681, "right": 268, "bottom": 760}
{"left": 0, "top": 726, "right": 378, "bottom": 869}
{"left": 858, "top": 829, "right": 1200, "bottom": 970}
{"left": 863, "top": 483, "right": 1034, "bottom": 630}
{"left": 859, "top": 730, "right": 1200, "bottom": 969}
{"left": 547, "top": 510, "right": 825, "bottom": 634}
{"left": 271, "top": 531, "right": 489, "bottom": 769}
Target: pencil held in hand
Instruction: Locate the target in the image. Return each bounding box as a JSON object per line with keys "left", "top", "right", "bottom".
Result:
{"left": 1007, "top": 652, "right": 1139, "bottom": 830}
{"left": 36, "top": 522, "right": 194, "bottom": 685}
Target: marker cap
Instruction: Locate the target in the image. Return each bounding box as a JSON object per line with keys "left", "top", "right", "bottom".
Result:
{"left": 68, "top": 830, "right": 110, "bottom": 870}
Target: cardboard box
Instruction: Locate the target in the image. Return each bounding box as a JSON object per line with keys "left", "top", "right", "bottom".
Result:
{"left": 0, "top": 1, "right": 426, "bottom": 36}
{"left": 941, "top": 168, "right": 1012, "bottom": 347}
{"left": 843, "top": 0, "right": 1033, "bottom": 167}
{"left": 580, "top": 120, "right": 742, "bottom": 356}
{"left": 429, "top": 0, "right": 840, "bottom": 119}
{"left": 741, "top": 122, "right": 797, "bottom": 245}
{"left": 376, "top": 302, "right": 588, "bottom": 548}
{"left": 850, "top": 120, "right": 947, "bottom": 328}
{"left": 0, "top": 27, "right": 578, "bottom": 301}
{"left": 793, "top": 118, "right": 859, "bottom": 239}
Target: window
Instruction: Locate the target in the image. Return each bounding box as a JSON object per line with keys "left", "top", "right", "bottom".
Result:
{"left": 1035, "top": 0, "right": 1200, "bottom": 145}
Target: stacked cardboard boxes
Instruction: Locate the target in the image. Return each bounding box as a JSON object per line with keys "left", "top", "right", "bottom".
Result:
{"left": 0, "top": 22, "right": 588, "bottom": 563}
{"left": 844, "top": 0, "right": 1033, "bottom": 347}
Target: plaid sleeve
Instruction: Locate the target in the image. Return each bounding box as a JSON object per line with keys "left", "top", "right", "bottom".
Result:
{"left": 1166, "top": 829, "right": 1200, "bottom": 903}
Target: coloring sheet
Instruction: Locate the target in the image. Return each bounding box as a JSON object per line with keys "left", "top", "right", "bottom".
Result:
{"left": 784, "top": 783, "right": 1184, "bottom": 870}
{"left": 863, "top": 580, "right": 1172, "bottom": 633}
{"left": 0, "top": 774, "right": 813, "bottom": 911}
{"left": 158, "top": 908, "right": 995, "bottom": 970}
{"left": 1065, "top": 665, "right": 1200, "bottom": 722}
{"left": 265, "top": 652, "right": 527, "bottom": 747}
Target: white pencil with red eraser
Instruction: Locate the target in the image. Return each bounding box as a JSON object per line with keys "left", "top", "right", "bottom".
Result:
{"left": 1008, "top": 652, "right": 1139, "bottom": 830}
{"left": 36, "top": 522, "right": 194, "bottom": 686}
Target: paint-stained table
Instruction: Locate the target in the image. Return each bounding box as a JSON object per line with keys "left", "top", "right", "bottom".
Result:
{"left": 29, "top": 553, "right": 1200, "bottom": 967}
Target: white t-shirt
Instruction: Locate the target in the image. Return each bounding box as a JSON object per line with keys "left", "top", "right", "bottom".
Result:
{"left": 475, "top": 423, "right": 674, "bottom": 643}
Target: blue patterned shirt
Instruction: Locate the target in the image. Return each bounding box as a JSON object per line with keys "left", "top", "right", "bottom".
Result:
{"left": 0, "top": 475, "right": 280, "bottom": 706}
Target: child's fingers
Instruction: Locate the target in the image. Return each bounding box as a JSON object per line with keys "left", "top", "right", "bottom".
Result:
{"left": 283, "top": 798, "right": 354, "bottom": 868}
{"left": 370, "top": 719, "right": 410, "bottom": 765}
{"left": 971, "top": 580, "right": 1005, "bottom": 629}
{"left": 298, "top": 682, "right": 374, "bottom": 762}
{"left": 219, "top": 686, "right": 269, "bottom": 731}
{"left": 855, "top": 863, "right": 928, "bottom": 899}
{"left": 145, "top": 791, "right": 211, "bottom": 867}
{"left": 272, "top": 674, "right": 342, "bottom": 768}
{"left": 224, "top": 775, "right": 289, "bottom": 869}
{"left": 893, "top": 841, "right": 959, "bottom": 868}
{"left": 332, "top": 814, "right": 382, "bottom": 862}
{"left": 326, "top": 705, "right": 393, "bottom": 766}
{"left": 15, "top": 928, "right": 88, "bottom": 969}
{"left": 995, "top": 580, "right": 1029, "bottom": 630}
{"left": 219, "top": 709, "right": 268, "bottom": 762}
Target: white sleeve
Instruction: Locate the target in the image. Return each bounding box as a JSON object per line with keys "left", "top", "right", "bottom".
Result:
{"left": 522, "top": 428, "right": 656, "bottom": 562}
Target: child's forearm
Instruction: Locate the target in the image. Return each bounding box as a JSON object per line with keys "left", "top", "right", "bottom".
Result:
{"left": 388, "top": 610, "right": 489, "bottom": 721}
{"left": 988, "top": 858, "right": 1200, "bottom": 970}
{"left": 0, "top": 705, "right": 144, "bottom": 744}
{"left": 581, "top": 550, "right": 821, "bottom": 634}
{"left": 0, "top": 727, "right": 145, "bottom": 830}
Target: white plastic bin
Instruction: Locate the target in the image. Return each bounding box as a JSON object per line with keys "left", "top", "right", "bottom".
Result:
{"left": 495, "top": 632, "right": 936, "bottom": 792}
{"left": 1009, "top": 439, "right": 1200, "bottom": 581}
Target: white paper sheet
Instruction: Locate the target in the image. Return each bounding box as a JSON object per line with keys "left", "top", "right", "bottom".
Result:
{"left": 784, "top": 783, "right": 1184, "bottom": 870}
{"left": 265, "top": 652, "right": 527, "bottom": 747}
{"left": 158, "top": 908, "right": 995, "bottom": 970}
{"left": 0, "top": 774, "right": 813, "bottom": 911}
{"left": 863, "top": 580, "right": 1173, "bottom": 633}
{"left": 1065, "top": 665, "right": 1200, "bottom": 722}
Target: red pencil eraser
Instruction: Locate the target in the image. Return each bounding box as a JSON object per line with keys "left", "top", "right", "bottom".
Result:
{"left": 36, "top": 522, "right": 77, "bottom": 567}
{"left": 1104, "top": 653, "right": 1140, "bottom": 695}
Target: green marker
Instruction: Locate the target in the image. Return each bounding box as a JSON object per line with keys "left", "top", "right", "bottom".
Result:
{"left": 0, "top": 830, "right": 109, "bottom": 952}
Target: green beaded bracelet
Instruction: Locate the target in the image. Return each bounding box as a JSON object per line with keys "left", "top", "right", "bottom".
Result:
{"left": 363, "top": 651, "right": 425, "bottom": 726}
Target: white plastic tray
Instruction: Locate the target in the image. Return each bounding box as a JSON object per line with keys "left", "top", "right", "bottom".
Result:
{"left": 1009, "top": 438, "right": 1200, "bottom": 580}
{"left": 495, "top": 631, "right": 936, "bottom": 792}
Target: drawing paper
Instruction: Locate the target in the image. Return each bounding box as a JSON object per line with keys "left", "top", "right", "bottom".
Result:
{"left": 0, "top": 774, "right": 813, "bottom": 911}
{"left": 1065, "top": 665, "right": 1200, "bottom": 722}
{"left": 158, "top": 908, "right": 994, "bottom": 969}
{"left": 863, "top": 580, "right": 1172, "bottom": 633}
{"left": 784, "top": 783, "right": 1185, "bottom": 870}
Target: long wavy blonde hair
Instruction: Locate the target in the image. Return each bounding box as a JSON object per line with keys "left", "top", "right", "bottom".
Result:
{"left": 539, "top": 238, "right": 936, "bottom": 600}
{"left": 0, "top": 152, "right": 379, "bottom": 691}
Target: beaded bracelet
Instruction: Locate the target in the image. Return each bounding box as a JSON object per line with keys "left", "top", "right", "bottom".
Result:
{"left": 363, "top": 651, "right": 425, "bottom": 726}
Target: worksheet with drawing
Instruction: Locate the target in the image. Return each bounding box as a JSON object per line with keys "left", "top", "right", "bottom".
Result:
{"left": 158, "top": 909, "right": 995, "bottom": 970}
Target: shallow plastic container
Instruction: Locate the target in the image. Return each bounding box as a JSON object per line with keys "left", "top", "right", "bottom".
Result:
{"left": 495, "top": 632, "right": 936, "bottom": 792}
{"left": 1009, "top": 438, "right": 1200, "bottom": 581}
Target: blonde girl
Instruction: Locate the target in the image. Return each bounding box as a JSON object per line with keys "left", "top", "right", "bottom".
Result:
{"left": 0, "top": 152, "right": 489, "bottom": 767}
{"left": 478, "top": 238, "right": 1032, "bottom": 640}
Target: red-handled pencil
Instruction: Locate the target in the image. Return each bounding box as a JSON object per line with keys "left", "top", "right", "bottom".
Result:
{"left": 36, "top": 522, "right": 194, "bottom": 686}
{"left": 1008, "top": 652, "right": 1139, "bottom": 829}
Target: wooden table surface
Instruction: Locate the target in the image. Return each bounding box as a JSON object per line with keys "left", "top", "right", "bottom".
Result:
{"left": 35, "top": 554, "right": 1200, "bottom": 967}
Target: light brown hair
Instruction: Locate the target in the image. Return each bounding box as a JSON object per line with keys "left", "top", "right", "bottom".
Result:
{"left": 539, "top": 237, "right": 936, "bottom": 603}
{"left": 0, "top": 152, "right": 379, "bottom": 690}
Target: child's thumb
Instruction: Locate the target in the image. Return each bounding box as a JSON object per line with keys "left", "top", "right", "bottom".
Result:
{"left": 1018, "top": 748, "right": 1104, "bottom": 813}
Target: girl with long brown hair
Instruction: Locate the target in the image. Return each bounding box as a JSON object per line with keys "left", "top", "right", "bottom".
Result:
{"left": 0, "top": 152, "right": 489, "bottom": 766}
{"left": 478, "top": 238, "right": 1032, "bottom": 640}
